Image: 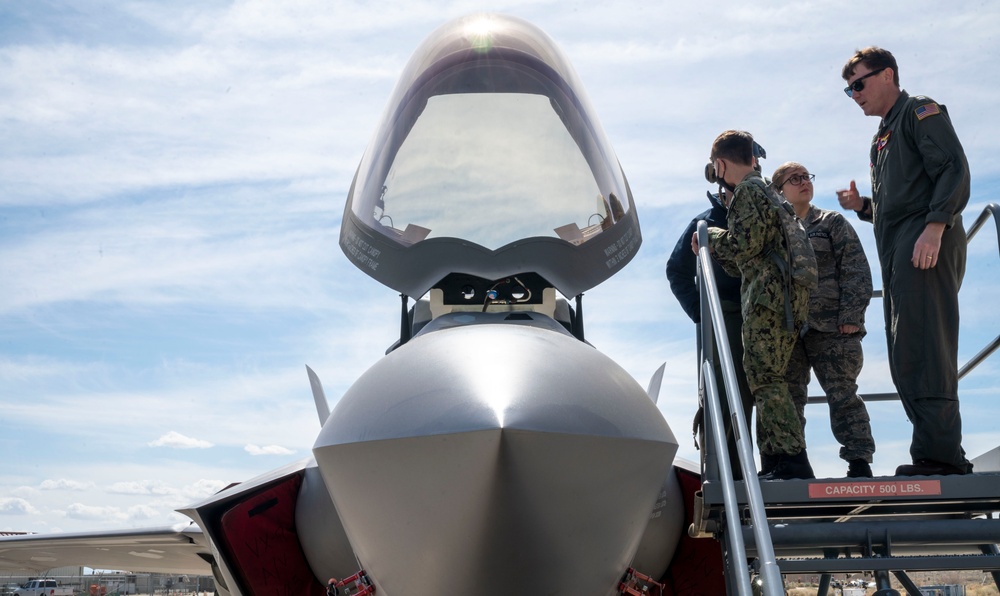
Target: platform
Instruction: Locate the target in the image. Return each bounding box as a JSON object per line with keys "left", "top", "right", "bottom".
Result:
{"left": 700, "top": 472, "right": 1000, "bottom": 582}
{"left": 703, "top": 471, "right": 1000, "bottom": 522}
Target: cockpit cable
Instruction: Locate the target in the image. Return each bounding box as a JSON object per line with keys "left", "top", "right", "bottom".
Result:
{"left": 481, "top": 276, "right": 532, "bottom": 312}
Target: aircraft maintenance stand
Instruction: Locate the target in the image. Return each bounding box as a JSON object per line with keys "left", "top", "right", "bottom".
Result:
{"left": 692, "top": 205, "right": 1000, "bottom": 596}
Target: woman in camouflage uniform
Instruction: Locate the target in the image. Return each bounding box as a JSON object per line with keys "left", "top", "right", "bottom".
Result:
{"left": 773, "top": 161, "right": 877, "bottom": 478}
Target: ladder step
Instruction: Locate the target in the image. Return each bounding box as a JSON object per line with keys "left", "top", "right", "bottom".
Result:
{"left": 777, "top": 553, "right": 1000, "bottom": 574}
{"left": 741, "top": 517, "right": 1000, "bottom": 554}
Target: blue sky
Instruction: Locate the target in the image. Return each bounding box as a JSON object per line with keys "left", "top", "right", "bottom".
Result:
{"left": 2, "top": 0, "right": 1000, "bottom": 534}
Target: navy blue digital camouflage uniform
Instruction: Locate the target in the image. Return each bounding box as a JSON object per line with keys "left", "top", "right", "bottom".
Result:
{"left": 785, "top": 206, "right": 876, "bottom": 463}
{"left": 708, "top": 171, "right": 809, "bottom": 457}
{"left": 667, "top": 191, "right": 754, "bottom": 473}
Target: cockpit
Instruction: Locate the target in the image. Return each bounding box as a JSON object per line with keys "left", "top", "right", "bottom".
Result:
{"left": 355, "top": 70, "right": 628, "bottom": 249}
{"left": 340, "top": 13, "right": 641, "bottom": 308}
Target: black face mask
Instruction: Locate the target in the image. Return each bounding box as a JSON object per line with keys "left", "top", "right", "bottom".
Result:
{"left": 706, "top": 159, "right": 736, "bottom": 196}
{"left": 715, "top": 162, "right": 737, "bottom": 195}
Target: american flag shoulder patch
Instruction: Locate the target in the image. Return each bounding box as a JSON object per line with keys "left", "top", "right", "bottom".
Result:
{"left": 915, "top": 102, "right": 941, "bottom": 120}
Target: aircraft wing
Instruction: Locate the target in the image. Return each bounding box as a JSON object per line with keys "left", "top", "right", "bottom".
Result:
{"left": 0, "top": 523, "right": 214, "bottom": 575}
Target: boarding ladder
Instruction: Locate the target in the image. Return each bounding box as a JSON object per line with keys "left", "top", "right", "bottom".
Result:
{"left": 692, "top": 207, "right": 1000, "bottom": 596}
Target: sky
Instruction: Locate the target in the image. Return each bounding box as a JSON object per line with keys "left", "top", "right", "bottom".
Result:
{"left": 2, "top": 0, "right": 1000, "bottom": 536}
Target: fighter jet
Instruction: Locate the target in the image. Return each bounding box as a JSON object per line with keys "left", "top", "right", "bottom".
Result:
{"left": 0, "top": 14, "right": 723, "bottom": 595}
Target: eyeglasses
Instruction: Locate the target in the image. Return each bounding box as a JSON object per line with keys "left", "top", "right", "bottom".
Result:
{"left": 844, "top": 67, "right": 887, "bottom": 97}
{"left": 782, "top": 173, "right": 815, "bottom": 187}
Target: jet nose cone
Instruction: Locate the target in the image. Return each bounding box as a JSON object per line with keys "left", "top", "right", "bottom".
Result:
{"left": 313, "top": 322, "right": 677, "bottom": 596}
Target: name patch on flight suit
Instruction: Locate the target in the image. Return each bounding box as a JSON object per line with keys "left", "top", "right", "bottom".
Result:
{"left": 915, "top": 102, "right": 941, "bottom": 120}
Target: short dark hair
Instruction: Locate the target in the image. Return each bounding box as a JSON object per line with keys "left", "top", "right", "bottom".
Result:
{"left": 711, "top": 130, "right": 754, "bottom": 167}
{"left": 842, "top": 46, "right": 899, "bottom": 87}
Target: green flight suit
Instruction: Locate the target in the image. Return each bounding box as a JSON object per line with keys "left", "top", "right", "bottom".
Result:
{"left": 856, "top": 90, "right": 971, "bottom": 471}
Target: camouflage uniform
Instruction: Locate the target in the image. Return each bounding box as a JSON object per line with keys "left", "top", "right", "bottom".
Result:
{"left": 786, "top": 206, "right": 876, "bottom": 463}
{"left": 708, "top": 171, "right": 809, "bottom": 456}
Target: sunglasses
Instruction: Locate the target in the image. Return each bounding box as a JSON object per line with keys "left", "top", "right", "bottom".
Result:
{"left": 844, "top": 67, "right": 887, "bottom": 98}
{"left": 782, "top": 173, "right": 815, "bottom": 187}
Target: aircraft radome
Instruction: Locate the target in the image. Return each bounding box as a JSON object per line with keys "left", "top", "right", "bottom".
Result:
{"left": 0, "top": 13, "right": 725, "bottom": 596}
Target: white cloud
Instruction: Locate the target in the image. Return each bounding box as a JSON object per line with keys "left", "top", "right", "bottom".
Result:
{"left": 0, "top": 498, "right": 38, "bottom": 516}
{"left": 148, "top": 432, "right": 214, "bottom": 449}
{"left": 107, "top": 480, "right": 176, "bottom": 496}
{"left": 244, "top": 444, "right": 296, "bottom": 456}
{"left": 9, "top": 487, "right": 38, "bottom": 498}
{"left": 0, "top": 357, "right": 95, "bottom": 382}
{"left": 124, "top": 504, "right": 162, "bottom": 523}
{"left": 181, "top": 479, "right": 231, "bottom": 500}
{"left": 39, "top": 479, "right": 93, "bottom": 492}
{"left": 64, "top": 503, "right": 126, "bottom": 522}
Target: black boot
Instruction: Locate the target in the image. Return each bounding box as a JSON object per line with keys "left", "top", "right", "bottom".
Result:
{"left": 758, "top": 453, "right": 778, "bottom": 477}
{"left": 759, "top": 450, "right": 815, "bottom": 481}
{"left": 847, "top": 459, "right": 873, "bottom": 478}
{"left": 895, "top": 459, "right": 970, "bottom": 476}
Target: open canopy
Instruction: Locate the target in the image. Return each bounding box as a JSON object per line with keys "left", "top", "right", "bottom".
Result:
{"left": 340, "top": 13, "right": 641, "bottom": 298}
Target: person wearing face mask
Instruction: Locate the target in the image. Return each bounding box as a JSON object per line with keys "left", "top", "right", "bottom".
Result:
{"left": 668, "top": 186, "right": 756, "bottom": 477}
{"left": 837, "top": 47, "right": 971, "bottom": 477}
{"left": 773, "top": 162, "right": 876, "bottom": 478}
{"left": 692, "top": 130, "right": 814, "bottom": 481}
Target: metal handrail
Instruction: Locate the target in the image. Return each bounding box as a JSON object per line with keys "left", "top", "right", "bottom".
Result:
{"left": 696, "top": 221, "right": 782, "bottom": 596}
{"left": 965, "top": 202, "right": 1000, "bottom": 244}
{"left": 699, "top": 362, "right": 752, "bottom": 596}
{"left": 958, "top": 203, "right": 1000, "bottom": 379}
{"left": 806, "top": 202, "right": 1000, "bottom": 405}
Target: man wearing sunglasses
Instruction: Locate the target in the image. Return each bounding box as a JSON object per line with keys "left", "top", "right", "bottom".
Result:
{"left": 837, "top": 46, "right": 971, "bottom": 477}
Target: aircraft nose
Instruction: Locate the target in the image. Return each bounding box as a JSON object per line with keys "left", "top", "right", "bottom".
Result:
{"left": 312, "top": 321, "right": 677, "bottom": 596}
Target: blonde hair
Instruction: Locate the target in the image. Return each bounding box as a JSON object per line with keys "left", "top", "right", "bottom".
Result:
{"left": 771, "top": 161, "right": 808, "bottom": 190}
